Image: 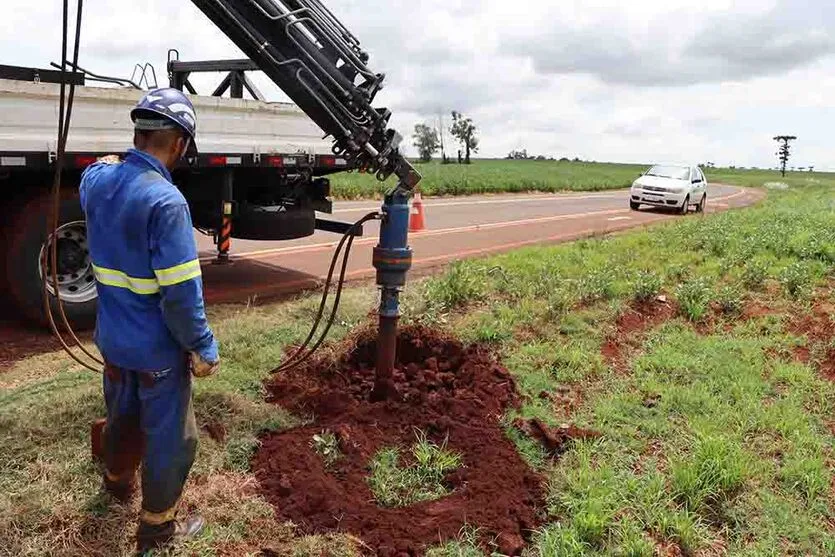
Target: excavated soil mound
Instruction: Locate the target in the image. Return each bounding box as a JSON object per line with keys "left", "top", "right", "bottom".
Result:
{"left": 253, "top": 326, "right": 545, "bottom": 556}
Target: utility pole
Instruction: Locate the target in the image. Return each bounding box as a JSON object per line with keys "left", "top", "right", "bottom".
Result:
{"left": 438, "top": 113, "right": 447, "bottom": 164}
{"left": 773, "top": 135, "right": 797, "bottom": 177}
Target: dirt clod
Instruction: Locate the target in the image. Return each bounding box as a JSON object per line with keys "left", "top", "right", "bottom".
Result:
{"left": 254, "top": 326, "right": 544, "bottom": 555}
{"left": 789, "top": 301, "right": 835, "bottom": 381}
{"left": 203, "top": 420, "right": 227, "bottom": 443}
{"left": 602, "top": 299, "right": 676, "bottom": 372}
{"left": 642, "top": 393, "right": 662, "bottom": 408}
{"left": 496, "top": 532, "right": 526, "bottom": 556}
{"left": 514, "top": 418, "right": 600, "bottom": 456}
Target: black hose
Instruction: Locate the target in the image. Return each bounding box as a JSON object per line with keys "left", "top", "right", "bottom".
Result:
{"left": 42, "top": 0, "right": 101, "bottom": 373}
{"left": 273, "top": 211, "right": 378, "bottom": 373}
{"left": 53, "top": 0, "right": 103, "bottom": 366}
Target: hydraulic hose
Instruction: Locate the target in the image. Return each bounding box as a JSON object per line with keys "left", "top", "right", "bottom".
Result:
{"left": 43, "top": 0, "right": 102, "bottom": 374}
{"left": 273, "top": 211, "right": 378, "bottom": 373}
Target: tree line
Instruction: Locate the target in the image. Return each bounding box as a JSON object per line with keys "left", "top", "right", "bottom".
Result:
{"left": 415, "top": 121, "right": 811, "bottom": 174}
{"left": 412, "top": 111, "right": 479, "bottom": 164}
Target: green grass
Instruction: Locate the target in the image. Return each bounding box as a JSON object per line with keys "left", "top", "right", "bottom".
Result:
{"left": 2, "top": 169, "right": 835, "bottom": 555}
{"left": 411, "top": 178, "right": 835, "bottom": 555}
{"left": 706, "top": 166, "right": 835, "bottom": 189}
{"left": 329, "top": 159, "right": 835, "bottom": 200}
{"left": 330, "top": 159, "right": 648, "bottom": 198}
{"left": 367, "top": 431, "right": 463, "bottom": 508}
{"left": 0, "top": 289, "right": 378, "bottom": 556}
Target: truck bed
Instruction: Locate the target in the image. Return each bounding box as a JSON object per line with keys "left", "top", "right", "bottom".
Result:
{"left": 0, "top": 78, "right": 340, "bottom": 169}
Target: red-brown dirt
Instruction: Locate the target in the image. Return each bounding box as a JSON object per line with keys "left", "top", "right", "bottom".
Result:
{"left": 513, "top": 418, "right": 600, "bottom": 455}
{"left": 253, "top": 326, "right": 545, "bottom": 556}
{"left": 788, "top": 301, "right": 835, "bottom": 381}
{"left": 601, "top": 298, "right": 676, "bottom": 372}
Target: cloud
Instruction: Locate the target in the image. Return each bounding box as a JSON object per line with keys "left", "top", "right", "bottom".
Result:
{"left": 503, "top": 1, "right": 835, "bottom": 86}
{"left": 1, "top": 0, "right": 834, "bottom": 168}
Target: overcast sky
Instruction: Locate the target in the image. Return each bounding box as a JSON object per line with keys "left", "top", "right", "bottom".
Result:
{"left": 2, "top": 0, "right": 833, "bottom": 169}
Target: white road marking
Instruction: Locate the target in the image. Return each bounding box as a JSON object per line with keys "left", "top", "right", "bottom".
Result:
{"left": 202, "top": 188, "right": 747, "bottom": 263}
{"left": 331, "top": 192, "right": 627, "bottom": 214}
{"left": 607, "top": 216, "right": 632, "bottom": 222}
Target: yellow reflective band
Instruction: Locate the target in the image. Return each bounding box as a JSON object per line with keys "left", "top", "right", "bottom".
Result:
{"left": 140, "top": 500, "right": 180, "bottom": 526}
{"left": 92, "top": 265, "right": 160, "bottom": 295}
{"left": 154, "top": 259, "right": 202, "bottom": 287}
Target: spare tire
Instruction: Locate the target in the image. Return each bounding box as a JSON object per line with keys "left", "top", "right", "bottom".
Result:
{"left": 231, "top": 204, "right": 316, "bottom": 241}
{"left": 5, "top": 189, "right": 97, "bottom": 329}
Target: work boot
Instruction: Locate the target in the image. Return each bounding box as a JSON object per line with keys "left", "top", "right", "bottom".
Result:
{"left": 136, "top": 514, "right": 205, "bottom": 554}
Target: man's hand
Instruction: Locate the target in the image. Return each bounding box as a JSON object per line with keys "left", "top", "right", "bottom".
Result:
{"left": 97, "top": 155, "right": 121, "bottom": 165}
{"left": 190, "top": 352, "right": 219, "bottom": 378}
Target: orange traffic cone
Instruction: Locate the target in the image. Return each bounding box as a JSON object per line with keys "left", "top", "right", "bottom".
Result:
{"left": 409, "top": 192, "right": 426, "bottom": 232}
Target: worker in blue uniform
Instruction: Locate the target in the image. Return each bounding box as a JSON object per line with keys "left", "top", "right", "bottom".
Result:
{"left": 80, "top": 88, "right": 219, "bottom": 553}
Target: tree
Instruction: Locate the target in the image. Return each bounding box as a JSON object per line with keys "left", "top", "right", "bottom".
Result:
{"left": 773, "top": 135, "right": 797, "bottom": 177}
{"left": 412, "top": 123, "right": 440, "bottom": 163}
{"left": 450, "top": 111, "right": 479, "bottom": 164}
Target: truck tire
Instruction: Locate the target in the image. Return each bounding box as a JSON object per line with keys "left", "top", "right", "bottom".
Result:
{"left": 231, "top": 205, "right": 316, "bottom": 241}
{"left": 5, "top": 190, "right": 97, "bottom": 329}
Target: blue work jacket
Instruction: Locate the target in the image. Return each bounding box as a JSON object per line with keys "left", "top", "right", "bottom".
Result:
{"left": 80, "top": 149, "right": 218, "bottom": 371}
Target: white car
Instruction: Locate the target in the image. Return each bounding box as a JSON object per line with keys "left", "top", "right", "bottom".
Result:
{"left": 630, "top": 164, "right": 708, "bottom": 214}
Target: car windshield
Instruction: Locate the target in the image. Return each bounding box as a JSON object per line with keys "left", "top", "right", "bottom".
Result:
{"left": 645, "top": 165, "right": 690, "bottom": 180}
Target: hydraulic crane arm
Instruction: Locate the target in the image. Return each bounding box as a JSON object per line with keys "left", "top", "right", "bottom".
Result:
{"left": 190, "top": 0, "right": 420, "bottom": 188}
{"left": 190, "top": 0, "right": 420, "bottom": 398}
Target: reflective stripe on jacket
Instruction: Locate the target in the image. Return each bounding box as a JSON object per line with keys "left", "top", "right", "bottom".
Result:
{"left": 80, "top": 149, "right": 218, "bottom": 370}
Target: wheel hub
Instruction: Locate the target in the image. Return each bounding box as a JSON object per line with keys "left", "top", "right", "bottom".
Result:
{"left": 39, "top": 221, "right": 98, "bottom": 303}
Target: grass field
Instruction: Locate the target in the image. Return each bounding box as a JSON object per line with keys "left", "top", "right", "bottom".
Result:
{"left": 328, "top": 159, "right": 835, "bottom": 199}
{"left": 329, "top": 160, "right": 648, "bottom": 198}
{"left": 1, "top": 172, "right": 834, "bottom": 555}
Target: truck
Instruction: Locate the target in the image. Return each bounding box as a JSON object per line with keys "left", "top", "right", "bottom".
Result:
{"left": 0, "top": 56, "right": 362, "bottom": 327}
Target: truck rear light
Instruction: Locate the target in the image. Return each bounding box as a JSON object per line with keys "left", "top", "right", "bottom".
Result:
{"left": 266, "top": 156, "right": 283, "bottom": 167}
{"left": 0, "top": 156, "right": 26, "bottom": 167}
{"left": 75, "top": 155, "right": 97, "bottom": 167}
{"left": 208, "top": 155, "right": 242, "bottom": 166}
{"left": 320, "top": 155, "right": 336, "bottom": 167}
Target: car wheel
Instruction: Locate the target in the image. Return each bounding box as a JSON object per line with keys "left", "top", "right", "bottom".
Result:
{"left": 679, "top": 195, "right": 690, "bottom": 215}
{"left": 696, "top": 194, "right": 706, "bottom": 213}
{"left": 630, "top": 201, "right": 640, "bottom": 211}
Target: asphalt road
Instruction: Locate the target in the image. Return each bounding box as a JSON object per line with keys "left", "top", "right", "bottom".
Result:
{"left": 0, "top": 184, "right": 761, "bottom": 367}
{"left": 197, "top": 184, "right": 761, "bottom": 304}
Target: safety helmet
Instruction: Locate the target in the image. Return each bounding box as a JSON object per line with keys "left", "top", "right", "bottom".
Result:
{"left": 131, "top": 88, "right": 198, "bottom": 157}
